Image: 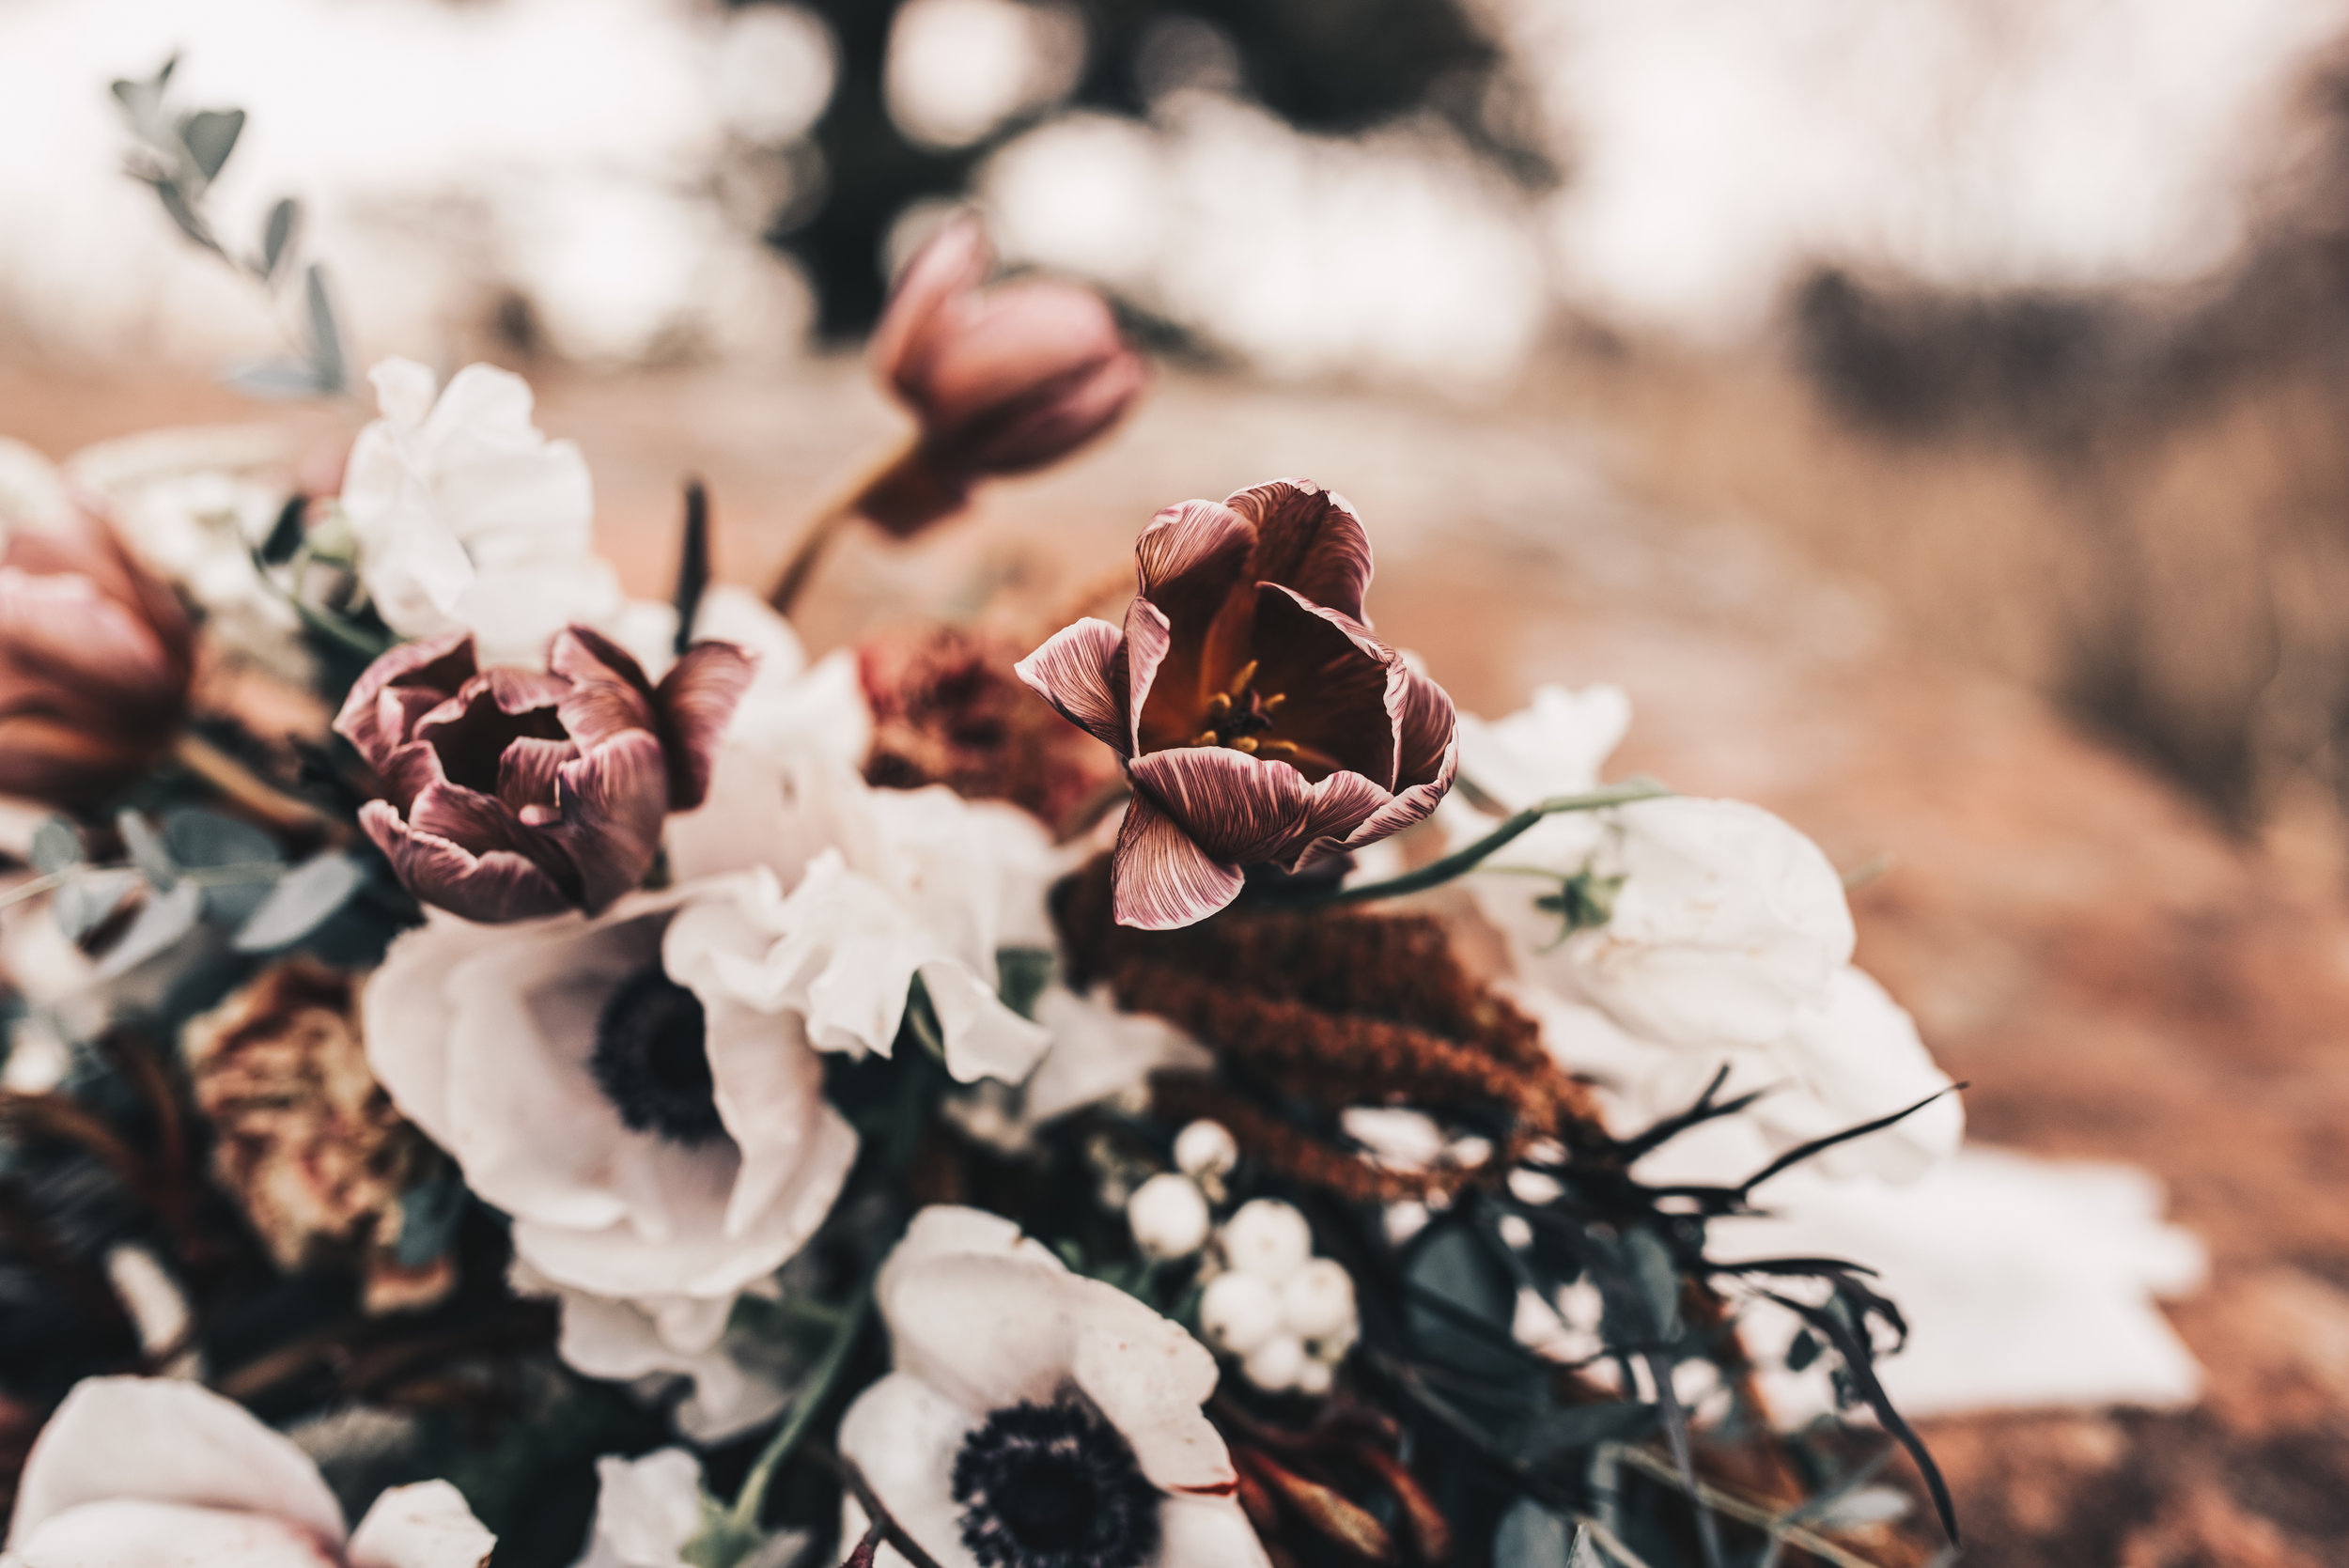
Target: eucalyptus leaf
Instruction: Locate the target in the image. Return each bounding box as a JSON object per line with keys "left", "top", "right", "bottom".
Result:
{"left": 234, "top": 851, "right": 364, "bottom": 953}
{"left": 28, "top": 818, "right": 81, "bottom": 876}
{"left": 395, "top": 1176, "right": 467, "bottom": 1267}
{"left": 1505, "top": 1400, "right": 1658, "bottom": 1467}
{"left": 260, "top": 196, "right": 299, "bottom": 280}
{"left": 97, "top": 881, "right": 203, "bottom": 978}
{"left": 117, "top": 811, "right": 177, "bottom": 889}
{"left": 1624, "top": 1228, "right": 1682, "bottom": 1343}
{"left": 1493, "top": 1498, "right": 1575, "bottom": 1568}
{"left": 224, "top": 358, "right": 331, "bottom": 400}
{"left": 163, "top": 808, "right": 282, "bottom": 871}
{"left": 54, "top": 868, "right": 139, "bottom": 943}
{"left": 996, "top": 946, "right": 1054, "bottom": 1020}
{"left": 150, "top": 178, "right": 221, "bottom": 255}
{"left": 178, "top": 107, "right": 243, "bottom": 183}
{"left": 1405, "top": 1219, "right": 1521, "bottom": 1381}
{"left": 304, "top": 264, "right": 347, "bottom": 393}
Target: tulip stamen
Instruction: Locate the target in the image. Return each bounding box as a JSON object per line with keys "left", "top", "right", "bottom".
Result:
{"left": 1232, "top": 736, "right": 1258, "bottom": 753}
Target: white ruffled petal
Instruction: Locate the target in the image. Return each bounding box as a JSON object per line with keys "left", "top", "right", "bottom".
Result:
{"left": 9, "top": 1500, "right": 339, "bottom": 1568}
{"left": 347, "top": 1483, "right": 495, "bottom": 1568}
{"left": 573, "top": 1450, "right": 705, "bottom": 1568}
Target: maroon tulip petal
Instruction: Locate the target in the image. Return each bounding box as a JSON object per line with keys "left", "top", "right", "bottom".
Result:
{"left": 1271, "top": 768, "right": 1393, "bottom": 874}
{"left": 964, "top": 345, "right": 1147, "bottom": 475}
{"left": 0, "top": 572, "right": 174, "bottom": 705}
{"left": 870, "top": 213, "right": 991, "bottom": 396}
{"left": 412, "top": 675, "right": 569, "bottom": 796}
{"left": 1128, "top": 745, "right": 1314, "bottom": 865}
{"left": 358, "top": 800, "right": 573, "bottom": 924}
{"left": 1392, "top": 665, "right": 1457, "bottom": 789}
{"left": 332, "top": 629, "right": 474, "bottom": 768}
{"left": 377, "top": 739, "right": 448, "bottom": 815}
{"left": 1311, "top": 727, "right": 1459, "bottom": 872}
{"left": 918, "top": 281, "right": 1125, "bottom": 430}
{"left": 1245, "top": 584, "right": 1401, "bottom": 787}
{"left": 1014, "top": 617, "right": 1129, "bottom": 753}
{"left": 405, "top": 778, "right": 574, "bottom": 894}
{"left": 653, "top": 640, "right": 759, "bottom": 811}
{"left": 1226, "top": 480, "right": 1374, "bottom": 625}
{"left": 1134, "top": 499, "right": 1255, "bottom": 606}
{"left": 1111, "top": 793, "right": 1246, "bottom": 931}
{"left": 498, "top": 737, "right": 577, "bottom": 815}
{"left": 550, "top": 626, "right": 661, "bottom": 746}
{"left": 546, "top": 730, "right": 669, "bottom": 913}
{"left": 1120, "top": 595, "right": 1174, "bottom": 758}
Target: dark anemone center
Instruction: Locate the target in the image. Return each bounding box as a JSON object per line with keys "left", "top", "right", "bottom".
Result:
{"left": 953, "top": 1401, "right": 1160, "bottom": 1568}
{"left": 589, "top": 963, "right": 723, "bottom": 1146}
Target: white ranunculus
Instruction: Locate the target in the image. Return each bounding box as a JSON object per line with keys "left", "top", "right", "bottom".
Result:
{"left": 571, "top": 1448, "right": 775, "bottom": 1568}
{"left": 521, "top": 1267, "right": 799, "bottom": 1445}
{"left": 1455, "top": 683, "right": 1632, "bottom": 809}
{"left": 342, "top": 358, "right": 617, "bottom": 664}
{"left": 666, "top": 605, "right": 1061, "bottom": 1087}
{"left": 5, "top": 1376, "right": 493, "bottom": 1568}
{"left": 364, "top": 877, "right": 859, "bottom": 1433}
{"left": 1018, "top": 985, "right": 1213, "bottom": 1127}
{"left": 838, "top": 1207, "right": 1270, "bottom": 1568}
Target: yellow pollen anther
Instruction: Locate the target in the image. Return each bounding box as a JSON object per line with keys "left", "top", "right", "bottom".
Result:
{"left": 1231, "top": 735, "right": 1259, "bottom": 753}
{"left": 1262, "top": 692, "right": 1287, "bottom": 713}
{"left": 1258, "top": 738, "right": 1299, "bottom": 757}
{"left": 1189, "top": 730, "right": 1218, "bottom": 748}
{"left": 1225, "top": 660, "right": 1259, "bottom": 697}
{"left": 1206, "top": 692, "right": 1233, "bottom": 717}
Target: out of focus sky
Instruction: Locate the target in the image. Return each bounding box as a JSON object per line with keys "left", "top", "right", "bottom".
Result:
{"left": 0, "top": 0, "right": 2343, "bottom": 382}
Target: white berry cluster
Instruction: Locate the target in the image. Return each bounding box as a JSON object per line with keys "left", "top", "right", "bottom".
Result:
{"left": 1196, "top": 1199, "right": 1360, "bottom": 1396}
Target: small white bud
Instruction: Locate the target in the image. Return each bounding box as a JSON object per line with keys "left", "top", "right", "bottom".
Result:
{"left": 1508, "top": 1168, "right": 1563, "bottom": 1205}
{"left": 1295, "top": 1357, "right": 1334, "bottom": 1396}
{"left": 1497, "top": 1215, "right": 1534, "bottom": 1250}
{"left": 1200, "top": 1270, "right": 1283, "bottom": 1355}
{"left": 1128, "top": 1172, "right": 1212, "bottom": 1260}
{"left": 1307, "top": 1317, "right": 1359, "bottom": 1362}
{"left": 1383, "top": 1201, "right": 1430, "bottom": 1246}
{"left": 1242, "top": 1332, "right": 1307, "bottom": 1393}
{"left": 1278, "top": 1258, "right": 1356, "bottom": 1340}
{"left": 1446, "top": 1135, "right": 1494, "bottom": 1171}
{"left": 1174, "top": 1119, "right": 1239, "bottom": 1180}
{"left": 1221, "top": 1199, "right": 1313, "bottom": 1281}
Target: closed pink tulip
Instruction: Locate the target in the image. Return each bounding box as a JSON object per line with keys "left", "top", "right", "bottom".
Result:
{"left": 334, "top": 628, "right": 754, "bottom": 924}
{"left": 863, "top": 215, "right": 1147, "bottom": 535}
{"left": 0, "top": 512, "right": 194, "bottom": 806}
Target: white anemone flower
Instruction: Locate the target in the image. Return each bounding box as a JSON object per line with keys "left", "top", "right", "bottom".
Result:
{"left": 363, "top": 876, "right": 859, "bottom": 1437}
{"left": 666, "top": 598, "right": 1059, "bottom": 1087}
{"left": 839, "top": 1206, "right": 1270, "bottom": 1568}
{"left": 342, "top": 358, "right": 620, "bottom": 665}
{"left": 6, "top": 1376, "right": 492, "bottom": 1568}
{"left": 573, "top": 1449, "right": 756, "bottom": 1568}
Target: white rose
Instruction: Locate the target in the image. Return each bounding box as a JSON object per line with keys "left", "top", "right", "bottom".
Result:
{"left": 6, "top": 1376, "right": 493, "bottom": 1568}
{"left": 342, "top": 358, "right": 617, "bottom": 665}
{"left": 363, "top": 876, "right": 859, "bottom": 1434}
{"left": 837, "top": 1207, "right": 1270, "bottom": 1568}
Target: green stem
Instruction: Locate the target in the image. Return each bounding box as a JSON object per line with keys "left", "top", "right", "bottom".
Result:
{"left": 729, "top": 1278, "right": 875, "bottom": 1532}
{"left": 1292, "top": 779, "right": 1671, "bottom": 908}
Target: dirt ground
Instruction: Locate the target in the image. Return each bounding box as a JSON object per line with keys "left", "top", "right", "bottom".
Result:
{"left": 13, "top": 353, "right": 2349, "bottom": 1566}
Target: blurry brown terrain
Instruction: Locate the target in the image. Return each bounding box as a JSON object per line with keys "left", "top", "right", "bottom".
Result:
{"left": 17, "top": 346, "right": 2349, "bottom": 1564}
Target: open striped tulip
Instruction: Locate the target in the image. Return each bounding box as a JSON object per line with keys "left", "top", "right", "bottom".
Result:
{"left": 1017, "top": 481, "right": 1456, "bottom": 929}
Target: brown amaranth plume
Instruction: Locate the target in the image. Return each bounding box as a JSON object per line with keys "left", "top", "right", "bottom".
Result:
{"left": 1052, "top": 854, "right": 1606, "bottom": 1200}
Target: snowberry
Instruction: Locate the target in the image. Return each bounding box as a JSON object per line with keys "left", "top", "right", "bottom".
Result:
{"left": 1128, "top": 1172, "right": 1212, "bottom": 1260}
{"left": 1174, "top": 1119, "right": 1239, "bottom": 1181}
{"left": 1242, "top": 1333, "right": 1307, "bottom": 1393}
{"left": 1278, "top": 1258, "right": 1356, "bottom": 1341}
{"left": 1200, "top": 1270, "right": 1283, "bottom": 1355}
{"left": 1221, "top": 1199, "right": 1313, "bottom": 1281}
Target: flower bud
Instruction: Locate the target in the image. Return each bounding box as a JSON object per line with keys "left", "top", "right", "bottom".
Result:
{"left": 0, "top": 507, "right": 193, "bottom": 807}
{"left": 1174, "top": 1119, "right": 1239, "bottom": 1182}
{"left": 1199, "top": 1269, "right": 1283, "bottom": 1356}
{"left": 1128, "top": 1172, "right": 1211, "bottom": 1261}
{"left": 863, "top": 214, "right": 1145, "bottom": 536}
{"left": 1221, "top": 1198, "right": 1313, "bottom": 1281}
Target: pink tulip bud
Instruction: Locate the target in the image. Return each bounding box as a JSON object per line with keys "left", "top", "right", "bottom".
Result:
{"left": 0, "top": 510, "right": 194, "bottom": 807}
{"left": 864, "top": 214, "right": 1147, "bottom": 535}
{"left": 334, "top": 628, "right": 754, "bottom": 924}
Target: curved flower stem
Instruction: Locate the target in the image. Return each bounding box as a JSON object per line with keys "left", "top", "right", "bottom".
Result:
{"left": 728, "top": 1276, "right": 876, "bottom": 1533}
{"left": 172, "top": 732, "right": 341, "bottom": 836}
{"left": 1293, "top": 779, "right": 1672, "bottom": 908}
{"left": 807, "top": 1443, "right": 951, "bottom": 1568}
{"left": 767, "top": 433, "right": 925, "bottom": 619}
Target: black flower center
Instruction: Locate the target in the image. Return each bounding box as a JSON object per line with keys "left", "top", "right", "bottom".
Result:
{"left": 952, "top": 1401, "right": 1161, "bottom": 1568}
{"left": 589, "top": 963, "right": 723, "bottom": 1145}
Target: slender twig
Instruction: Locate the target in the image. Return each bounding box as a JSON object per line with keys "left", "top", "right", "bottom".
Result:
{"left": 805, "top": 1443, "right": 951, "bottom": 1568}
{"left": 1282, "top": 780, "right": 1671, "bottom": 908}
{"left": 172, "top": 732, "right": 339, "bottom": 833}
{"left": 1611, "top": 1445, "right": 1894, "bottom": 1568}
{"left": 767, "top": 433, "right": 923, "bottom": 618}
{"left": 0, "top": 871, "right": 69, "bottom": 912}
{"left": 729, "top": 1279, "right": 876, "bottom": 1531}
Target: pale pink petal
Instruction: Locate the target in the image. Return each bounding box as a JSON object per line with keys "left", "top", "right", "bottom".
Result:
{"left": 967, "top": 344, "right": 1147, "bottom": 474}
{"left": 497, "top": 737, "right": 577, "bottom": 814}
{"left": 870, "top": 213, "right": 991, "bottom": 393}
{"left": 1225, "top": 480, "right": 1374, "bottom": 624}
{"left": 1392, "top": 664, "right": 1457, "bottom": 788}
{"left": 1133, "top": 499, "right": 1253, "bottom": 604}
{"left": 1111, "top": 793, "right": 1244, "bottom": 931}
{"left": 1308, "top": 727, "right": 1458, "bottom": 872}
{"left": 551, "top": 626, "right": 661, "bottom": 745}
{"left": 359, "top": 800, "right": 572, "bottom": 924}
{"left": 653, "top": 640, "right": 758, "bottom": 811}
{"left": 346, "top": 1483, "right": 494, "bottom": 1568}
{"left": 915, "top": 280, "right": 1125, "bottom": 433}
{"left": 10, "top": 1500, "right": 339, "bottom": 1568}
{"left": 835, "top": 1374, "right": 981, "bottom": 1568}
{"left": 1270, "top": 768, "right": 1392, "bottom": 873}
{"left": 1013, "top": 617, "right": 1128, "bottom": 753}
{"left": 1127, "top": 746, "right": 1311, "bottom": 865}
{"left": 8, "top": 1376, "right": 346, "bottom": 1546}
{"left": 1068, "top": 1305, "right": 1234, "bottom": 1495}
{"left": 1119, "top": 596, "right": 1173, "bottom": 757}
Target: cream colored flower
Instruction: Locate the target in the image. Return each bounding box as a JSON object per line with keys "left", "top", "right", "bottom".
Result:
{"left": 5, "top": 1376, "right": 492, "bottom": 1568}
{"left": 838, "top": 1206, "right": 1269, "bottom": 1568}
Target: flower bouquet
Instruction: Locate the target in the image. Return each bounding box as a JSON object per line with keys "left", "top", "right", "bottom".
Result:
{"left": 0, "top": 74, "right": 1970, "bottom": 1568}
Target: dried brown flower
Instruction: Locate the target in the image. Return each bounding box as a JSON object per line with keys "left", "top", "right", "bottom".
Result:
{"left": 858, "top": 621, "right": 1122, "bottom": 833}
{"left": 182, "top": 961, "right": 455, "bottom": 1314}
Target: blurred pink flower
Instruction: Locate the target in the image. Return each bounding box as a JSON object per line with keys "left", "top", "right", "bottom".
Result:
{"left": 334, "top": 627, "right": 754, "bottom": 923}
{"left": 1018, "top": 480, "right": 1457, "bottom": 929}
{"left": 0, "top": 510, "right": 194, "bottom": 807}
{"left": 863, "top": 214, "right": 1146, "bottom": 534}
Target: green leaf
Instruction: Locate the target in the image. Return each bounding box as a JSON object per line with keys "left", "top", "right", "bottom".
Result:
{"left": 28, "top": 818, "right": 82, "bottom": 876}
{"left": 117, "top": 810, "right": 177, "bottom": 889}
{"left": 260, "top": 196, "right": 299, "bottom": 280}
{"left": 178, "top": 107, "right": 243, "bottom": 183}
{"left": 163, "top": 807, "right": 282, "bottom": 871}
{"left": 97, "top": 880, "right": 202, "bottom": 977}
{"left": 1785, "top": 1328, "right": 1821, "bottom": 1372}
{"left": 54, "top": 868, "right": 139, "bottom": 943}
{"left": 304, "top": 264, "right": 347, "bottom": 394}
{"left": 1493, "top": 1499, "right": 1574, "bottom": 1568}
{"left": 996, "top": 945, "right": 1055, "bottom": 1019}
{"left": 149, "top": 178, "right": 222, "bottom": 256}
{"left": 1623, "top": 1227, "right": 1682, "bottom": 1343}
{"left": 234, "top": 851, "right": 364, "bottom": 952}
{"left": 1404, "top": 1219, "right": 1521, "bottom": 1381}
{"left": 395, "top": 1176, "right": 468, "bottom": 1267}
{"left": 1505, "top": 1400, "right": 1658, "bottom": 1467}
